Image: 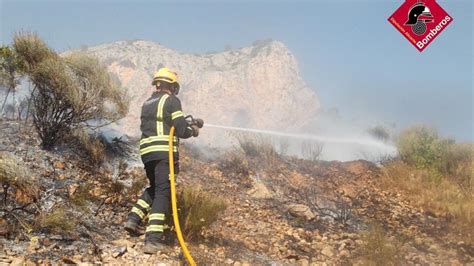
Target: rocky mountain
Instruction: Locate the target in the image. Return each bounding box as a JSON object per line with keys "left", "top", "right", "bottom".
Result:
{"left": 68, "top": 40, "right": 320, "bottom": 138}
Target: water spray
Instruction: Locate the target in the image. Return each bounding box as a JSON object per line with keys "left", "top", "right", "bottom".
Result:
{"left": 205, "top": 123, "right": 394, "bottom": 150}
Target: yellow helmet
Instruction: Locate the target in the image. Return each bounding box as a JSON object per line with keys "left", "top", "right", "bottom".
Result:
{"left": 152, "top": 67, "right": 179, "bottom": 86}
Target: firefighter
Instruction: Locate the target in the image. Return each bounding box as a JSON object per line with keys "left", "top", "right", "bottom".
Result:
{"left": 124, "top": 67, "right": 200, "bottom": 254}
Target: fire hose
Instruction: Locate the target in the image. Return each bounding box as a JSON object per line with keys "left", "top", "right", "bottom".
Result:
{"left": 168, "top": 115, "right": 203, "bottom": 266}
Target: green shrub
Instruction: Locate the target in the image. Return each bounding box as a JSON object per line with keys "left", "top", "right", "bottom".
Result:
{"left": 397, "top": 125, "right": 441, "bottom": 170}
{"left": 177, "top": 187, "right": 226, "bottom": 241}
{"left": 396, "top": 125, "right": 473, "bottom": 185}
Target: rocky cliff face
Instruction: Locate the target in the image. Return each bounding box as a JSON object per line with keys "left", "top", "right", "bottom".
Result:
{"left": 71, "top": 40, "right": 320, "bottom": 138}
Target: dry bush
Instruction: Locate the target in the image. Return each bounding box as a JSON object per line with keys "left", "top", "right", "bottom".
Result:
{"left": 17, "top": 97, "right": 31, "bottom": 120}
{"left": 438, "top": 143, "right": 473, "bottom": 195}
{"left": 0, "top": 152, "right": 39, "bottom": 204}
{"left": 301, "top": 185, "right": 358, "bottom": 226}
{"left": 95, "top": 174, "right": 127, "bottom": 203}
{"left": 128, "top": 170, "right": 148, "bottom": 200}
{"left": 235, "top": 133, "right": 281, "bottom": 169}
{"left": 368, "top": 125, "right": 390, "bottom": 142}
{"left": 177, "top": 187, "right": 226, "bottom": 241}
{"left": 108, "top": 179, "right": 126, "bottom": 196}
{"left": 38, "top": 206, "right": 76, "bottom": 234}
{"left": 218, "top": 150, "right": 252, "bottom": 188}
{"left": 235, "top": 133, "right": 277, "bottom": 159}
{"left": 356, "top": 223, "right": 404, "bottom": 265}
{"left": 70, "top": 129, "right": 106, "bottom": 166}
{"left": 277, "top": 137, "right": 290, "bottom": 156}
{"left": 12, "top": 32, "right": 55, "bottom": 71}
{"left": 13, "top": 32, "right": 129, "bottom": 149}
{"left": 218, "top": 150, "right": 249, "bottom": 177}
{"left": 301, "top": 140, "right": 323, "bottom": 161}
{"left": 70, "top": 182, "right": 98, "bottom": 207}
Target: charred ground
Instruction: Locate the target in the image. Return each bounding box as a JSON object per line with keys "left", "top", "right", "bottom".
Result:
{"left": 0, "top": 119, "right": 472, "bottom": 265}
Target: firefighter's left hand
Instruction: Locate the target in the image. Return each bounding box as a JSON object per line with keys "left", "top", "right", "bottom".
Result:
{"left": 191, "top": 125, "right": 200, "bottom": 137}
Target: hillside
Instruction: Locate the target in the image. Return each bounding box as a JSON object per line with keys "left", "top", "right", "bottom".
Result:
{"left": 0, "top": 119, "right": 471, "bottom": 265}
{"left": 65, "top": 40, "right": 320, "bottom": 139}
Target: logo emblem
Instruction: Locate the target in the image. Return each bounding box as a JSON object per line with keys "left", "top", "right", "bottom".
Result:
{"left": 388, "top": 0, "right": 453, "bottom": 52}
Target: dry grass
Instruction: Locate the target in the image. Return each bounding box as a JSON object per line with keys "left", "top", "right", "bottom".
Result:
{"left": 177, "top": 187, "right": 226, "bottom": 241}
{"left": 0, "top": 152, "right": 39, "bottom": 203}
{"left": 356, "top": 223, "right": 404, "bottom": 265}
{"left": 38, "top": 206, "right": 76, "bottom": 234}
{"left": 70, "top": 182, "right": 97, "bottom": 207}
{"left": 382, "top": 161, "right": 473, "bottom": 223}
{"left": 0, "top": 152, "right": 27, "bottom": 185}
{"left": 389, "top": 125, "right": 473, "bottom": 244}
{"left": 381, "top": 161, "right": 473, "bottom": 239}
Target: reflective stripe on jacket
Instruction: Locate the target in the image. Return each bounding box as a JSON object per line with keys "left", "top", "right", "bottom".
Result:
{"left": 139, "top": 91, "right": 193, "bottom": 163}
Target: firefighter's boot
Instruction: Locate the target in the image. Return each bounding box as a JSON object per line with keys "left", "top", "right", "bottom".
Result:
{"left": 162, "top": 229, "right": 177, "bottom": 246}
{"left": 124, "top": 219, "right": 141, "bottom": 236}
{"left": 143, "top": 241, "right": 167, "bottom": 254}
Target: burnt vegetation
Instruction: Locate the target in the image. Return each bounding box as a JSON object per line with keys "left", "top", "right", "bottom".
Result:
{"left": 9, "top": 32, "right": 129, "bottom": 150}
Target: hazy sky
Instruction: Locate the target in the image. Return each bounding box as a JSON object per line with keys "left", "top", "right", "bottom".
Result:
{"left": 0, "top": 0, "right": 472, "bottom": 140}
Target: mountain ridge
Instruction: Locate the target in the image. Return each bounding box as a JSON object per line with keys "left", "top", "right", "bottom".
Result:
{"left": 65, "top": 39, "right": 320, "bottom": 138}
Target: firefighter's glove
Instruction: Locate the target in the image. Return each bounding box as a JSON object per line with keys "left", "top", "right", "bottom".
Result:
{"left": 191, "top": 125, "right": 200, "bottom": 137}
{"left": 194, "top": 118, "right": 204, "bottom": 128}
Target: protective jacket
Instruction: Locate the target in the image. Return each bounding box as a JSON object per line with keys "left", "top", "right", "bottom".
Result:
{"left": 139, "top": 91, "right": 193, "bottom": 163}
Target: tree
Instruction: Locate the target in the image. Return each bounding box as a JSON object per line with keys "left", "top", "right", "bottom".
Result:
{"left": 13, "top": 32, "right": 129, "bottom": 149}
{"left": 0, "top": 46, "right": 25, "bottom": 117}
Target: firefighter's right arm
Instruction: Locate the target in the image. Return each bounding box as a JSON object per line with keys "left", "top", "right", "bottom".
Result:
{"left": 168, "top": 97, "right": 194, "bottom": 139}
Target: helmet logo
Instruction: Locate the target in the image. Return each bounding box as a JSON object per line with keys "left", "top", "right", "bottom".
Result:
{"left": 388, "top": 0, "right": 453, "bottom": 52}
{"left": 404, "top": 1, "right": 433, "bottom": 35}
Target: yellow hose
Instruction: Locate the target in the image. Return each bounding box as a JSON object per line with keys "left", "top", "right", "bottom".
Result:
{"left": 169, "top": 126, "right": 197, "bottom": 266}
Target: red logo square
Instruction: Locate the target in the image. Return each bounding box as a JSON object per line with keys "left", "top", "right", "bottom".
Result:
{"left": 388, "top": 0, "right": 453, "bottom": 52}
